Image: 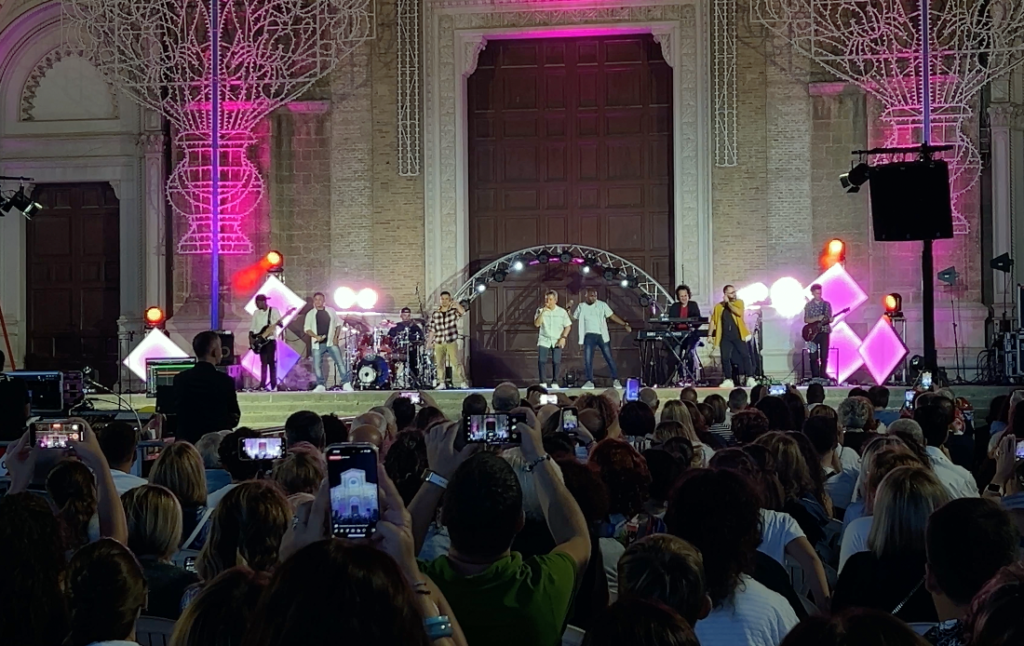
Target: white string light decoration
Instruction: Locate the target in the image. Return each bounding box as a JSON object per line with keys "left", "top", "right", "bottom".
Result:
{"left": 752, "top": 0, "right": 1024, "bottom": 235}
{"left": 63, "top": 0, "right": 376, "bottom": 254}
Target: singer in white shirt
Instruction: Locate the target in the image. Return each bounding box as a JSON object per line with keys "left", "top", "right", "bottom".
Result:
{"left": 302, "top": 292, "right": 352, "bottom": 392}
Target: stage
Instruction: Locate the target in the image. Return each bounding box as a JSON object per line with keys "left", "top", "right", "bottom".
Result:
{"left": 86, "top": 384, "right": 1011, "bottom": 429}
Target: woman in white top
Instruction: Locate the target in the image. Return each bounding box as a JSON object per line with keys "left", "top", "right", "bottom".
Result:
{"left": 66, "top": 538, "right": 148, "bottom": 646}
{"left": 660, "top": 400, "right": 714, "bottom": 466}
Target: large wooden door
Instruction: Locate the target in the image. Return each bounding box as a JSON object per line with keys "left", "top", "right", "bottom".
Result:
{"left": 467, "top": 35, "right": 673, "bottom": 386}
{"left": 25, "top": 183, "right": 121, "bottom": 386}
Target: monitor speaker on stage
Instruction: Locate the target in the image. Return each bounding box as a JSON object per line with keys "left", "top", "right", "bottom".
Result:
{"left": 870, "top": 159, "right": 954, "bottom": 241}
{"left": 217, "top": 331, "right": 237, "bottom": 366}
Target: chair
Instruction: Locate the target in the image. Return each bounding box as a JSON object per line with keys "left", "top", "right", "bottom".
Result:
{"left": 562, "top": 625, "right": 586, "bottom": 646}
{"left": 785, "top": 555, "right": 810, "bottom": 598}
{"left": 136, "top": 616, "right": 176, "bottom": 646}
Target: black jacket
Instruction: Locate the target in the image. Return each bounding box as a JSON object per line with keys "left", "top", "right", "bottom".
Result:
{"left": 172, "top": 362, "right": 240, "bottom": 443}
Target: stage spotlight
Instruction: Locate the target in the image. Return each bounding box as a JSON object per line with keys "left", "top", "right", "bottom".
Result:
{"left": 537, "top": 250, "right": 551, "bottom": 264}
{"left": 582, "top": 256, "right": 597, "bottom": 275}
{"left": 839, "top": 163, "right": 870, "bottom": 193}
{"left": 884, "top": 292, "right": 903, "bottom": 318}
{"left": 736, "top": 282, "right": 770, "bottom": 305}
{"left": 991, "top": 253, "right": 1014, "bottom": 273}
{"left": 769, "top": 277, "right": 808, "bottom": 318}
{"left": 603, "top": 267, "right": 618, "bottom": 281}
{"left": 475, "top": 281, "right": 487, "bottom": 293}
{"left": 144, "top": 306, "right": 166, "bottom": 330}
{"left": 559, "top": 250, "right": 574, "bottom": 264}
{"left": 265, "top": 250, "right": 284, "bottom": 272}
{"left": 511, "top": 258, "right": 524, "bottom": 272}
{"left": 0, "top": 187, "right": 42, "bottom": 219}
{"left": 821, "top": 238, "right": 846, "bottom": 269}
{"left": 638, "top": 293, "right": 652, "bottom": 307}
{"left": 493, "top": 268, "right": 507, "bottom": 283}
{"left": 581, "top": 264, "right": 591, "bottom": 274}
{"left": 334, "top": 286, "right": 357, "bottom": 309}
{"left": 828, "top": 239, "right": 845, "bottom": 256}
{"left": 937, "top": 266, "right": 959, "bottom": 286}
{"left": 356, "top": 288, "right": 378, "bottom": 309}
{"left": 619, "top": 277, "right": 630, "bottom": 289}
{"left": 627, "top": 276, "right": 639, "bottom": 289}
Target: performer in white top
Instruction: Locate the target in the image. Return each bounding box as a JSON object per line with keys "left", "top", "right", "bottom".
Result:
{"left": 302, "top": 292, "right": 352, "bottom": 392}
{"left": 571, "top": 288, "right": 631, "bottom": 389}
{"left": 533, "top": 290, "right": 573, "bottom": 388}
{"left": 248, "top": 294, "right": 281, "bottom": 390}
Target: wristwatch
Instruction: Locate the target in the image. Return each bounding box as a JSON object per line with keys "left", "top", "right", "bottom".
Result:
{"left": 422, "top": 470, "right": 449, "bottom": 490}
{"left": 986, "top": 483, "right": 1003, "bottom": 496}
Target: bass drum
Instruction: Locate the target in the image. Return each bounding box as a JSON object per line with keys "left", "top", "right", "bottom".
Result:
{"left": 355, "top": 356, "right": 390, "bottom": 390}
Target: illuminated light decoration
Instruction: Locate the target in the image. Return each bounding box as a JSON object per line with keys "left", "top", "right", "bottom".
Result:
{"left": 334, "top": 287, "right": 357, "bottom": 310}
{"left": 244, "top": 275, "right": 304, "bottom": 330}
{"left": 123, "top": 330, "right": 190, "bottom": 380}
{"left": 809, "top": 263, "right": 867, "bottom": 326}
{"left": 511, "top": 258, "right": 524, "bottom": 272}
{"left": 144, "top": 307, "right": 165, "bottom": 329}
{"left": 769, "top": 277, "right": 808, "bottom": 319}
{"left": 884, "top": 293, "right": 904, "bottom": 318}
{"left": 826, "top": 322, "right": 865, "bottom": 385}
{"left": 736, "top": 282, "right": 770, "bottom": 306}
{"left": 859, "top": 317, "right": 909, "bottom": 385}
{"left": 240, "top": 342, "right": 300, "bottom": 385}
{"left": 356, "top": 288, "right": 378, "bottom": 310}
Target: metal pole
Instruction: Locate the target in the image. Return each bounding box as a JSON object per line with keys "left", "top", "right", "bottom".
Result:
{"left": 210, "top": 0, "right": 221, "bottom": 330}
{"left": 920, "top": 0, "right": 937, "bottom": 372}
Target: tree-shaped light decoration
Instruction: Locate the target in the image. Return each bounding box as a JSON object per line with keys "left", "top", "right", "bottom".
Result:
{"left": 752, "top": 0, "right": 1024, "bottom": 234}
{"left": 63, "top": 0, "right": 375, "bottom": 255}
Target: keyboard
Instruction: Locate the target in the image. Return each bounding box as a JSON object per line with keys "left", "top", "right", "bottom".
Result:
{"left": 636, "top": 329, "right": 708, "bottom": 340}
{"left": 647, "top": 317, "right": 709, "bottom": 325}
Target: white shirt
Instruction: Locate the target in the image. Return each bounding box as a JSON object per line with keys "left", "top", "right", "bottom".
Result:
{"left": 599, "top": 536, "right": 626, "bottom": 602}
{"left": 694, "top": 575, "right": 799, "bottom": 646}
{"left": 206, "top": 482, "right": 239, "bottom": 509}
{"left": 925, "top": 446, "right": 979, "bottom": 499}
{"left": 826, "top": 463, "right": 860, "bottom": 511}
{"left": 757, "top": 509, "right": 805, "bottom": 566}
{"left": 573, "top": 300, "right": 614, "bottom": 344}
{"left": 536, "top": 306, "right": 572, "bottom": 348}
{"left": 839, "top": 446, "right": 861, "bottom": 471}
{"left": 249, "top": 306, "right": 281, "bottom": 334}
{"left": 110, "top": 470, "right": 147, "bottom": 496}
{"left": 303, "top": 306, "right": 340, "bottom": 349}
{"left": 838, "top": 515, "right": 872, "bottom": 572}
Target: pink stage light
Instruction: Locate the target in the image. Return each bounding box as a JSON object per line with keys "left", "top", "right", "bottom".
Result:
{"left": 334, "top": 286, "right": 356, "bottom": 310}
{"left": 769, "top": 277, "right": 808, "bottom": 318}
{"left": 858, "top": 316, "right": 908, "bottom": 385}
{"left": 736, "top": 282, "right": 770, "bottom": 306}
{"left": 356, "top": 288, "right": 378, "bottom": 310}
{"left": 240, "top": 342, "right": 300, "bottom": 385}
{"left": 123, "top": 330, "right": 190, "bottom": 380}
{"left": 826, "top": 322, "right": 864, "bottom": 384}
{"left": 809, "top": 259, "right": 867, "bottom": 325}
{"left": 244, "top": 275, "right": 304, "bottom": 328}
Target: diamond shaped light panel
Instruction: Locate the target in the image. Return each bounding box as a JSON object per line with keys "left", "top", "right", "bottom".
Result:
{"left": 859, "top": 317, "right": 909, "bottom": 385}
{"left": 244, "top": 275, "right": 304, "bottom": 329}
{"left": 240, "top": 342, "right": 301, "bottom": 385}
{"left": 123, "top": 330, "right": 190, "bottom": 380}
{"left": 826, "top": 322, "right": 864, "bottom": 385}
{"left": 810, "top": 263, "right": 867, "bottom": 326}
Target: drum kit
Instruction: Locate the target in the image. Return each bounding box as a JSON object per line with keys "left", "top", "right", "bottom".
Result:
{"left": 343, "top": 318, "right": 436, "bottom": 390}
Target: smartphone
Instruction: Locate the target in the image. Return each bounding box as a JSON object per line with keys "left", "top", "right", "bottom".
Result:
{"left": 625, "top": 378, "right": 641, "bottom": 402}
{"left": 401, "top": 391, "right": 421, "bottom": 404}
{"left": 921, "top": 371, "right": 933, "bottom": 389}
{"left": 904, "top": 390, "right": 916, "bottom": 410}
{"left": 1016, "top": 439, "right": 1024, "bottom": 460}
{"left": 769, "top": 384, "right": 786, "bottom": 396}
{"left": 561, "top": 407, "right": 579, "bottom": 433}
{"left": 539, "top": 394, "right": 559, "bottom": 405}
{"left": 326, "top": 443, "right": 380, "bottom": 539}
{"left": 31, "top": 420, "right": 83, "bottom": 449}
{"left": 182, "top": 556, "right": 196, "bottom": 573}
{"left": 464, "top": 413, "right": 526, "bottom": 444}
{"left": 240, "top": 436, "right": 284, "bottom": 460}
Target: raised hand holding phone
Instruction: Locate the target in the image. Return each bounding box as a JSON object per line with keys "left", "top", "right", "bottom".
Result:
{"left": 426, "top": 421, "right": 476, "bottom": 478}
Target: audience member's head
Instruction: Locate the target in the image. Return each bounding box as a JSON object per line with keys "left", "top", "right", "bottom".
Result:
{"left": 369, "top": 406, "right": 397, "bottom": 438}
{"left": 580, "top": 598, "right": 700, "bottom": 646}
{"left": 963, "top": 563, "right": 1024, "bottom": 646}
{"left": 779, "top": 608, "right": 930, "bottom": 646}
{"left": 782, "top": 392, "right": 806, "bottom": 430}
{"left": 805, "top": 383, "right": 825, "bottom": 405}
{"left": 218, "top": 428, "right": 263, "bottom": 483}
{"left": 868, "top": 385, "right": 891, "bottom": 410}
{"left": 839, "top": 396, "right": 874, "bottom": 431}
{"left": 321, "top": 414, "right": 349, "bottom": 445}
{"left": 98, "top": 421, "right": 139, "bottom": 471}
{"left": 620, "top": 401, "right": 657, "bottom": 438}
{"left": 121, "top": 484, "right": 183, "bottom": 561}
{"left": 863, "top": 447, "right": 924, "bottom": 514}
{"left": 750, "top": 384, "right": 767, "bottom": 405}
{"left": 679, "top": 387, "right": 698, "bottom": 403}
{"left": 643, "top": 449, "right": 688, "bottom": 504}
{"left": 0, "top": 493, "right": 69, "bottom": 646}
{"left": 492, "top": 382, "right": 521, "bottom": 413}
{"left": 414, "top": 406, "right": 447, "bottom": 432}
{"left": 46, "top": 458, "right": 98, "bottom": 552}
{"left": 443, "top": 453, "right": 524, "bottom": 560}
{"left": 192, "top": 330, "right": 223, "bottom": 363}
{"left": 887, "top": 418, "right": 925, "bottom": 446}
{"left": 284, "top": 411, "right": 325, "bottom": 449}
{"left": 728, "top": 387, "right": 748, "bottom": 412}
{"left": 661, "top": 436, "right": 696, "bottom": 469}
{"left": 753, "top": 432, "right": 816, "bottom": 503}
{"left": 589, "top": 439, "right": 652, "bottom": 519}
{"left": 618, "top": 534, "right": 712, "bottom": 626}
{"left": 384, "top": 430, "right": 429, "bottom": 504}
{"left": 151, "top": 441, "right": 208, "bottom": 508}
{"left": 915, "top": 404, "right": 952, "bottom": 447}
{"left": 869, "top": 466, "right": 949, "bottom": 559}
{"left": 849, "top": 387, "right": 869, "bottom": 399}
{"left": 65, "top": 538, "right": 147, "bottom": 646}
{"left": 708, "top": 447, "right": 782, "bottom": 511}
{"left": 666, "top": 469, "right": 762, "bottom": 607}
{"left": 925, "top": 498, "right": 1020, "bottom": 613}
{"left": 730, "top": 408, "right": 770, "bottom": 445}
{"left": 640, "top": 387, "right": 660, "bottom": 413}
{"left": 195, "top": 432, "right": 226, "bottom": 470}
{"left": 808, "top": 403, "right": 837, "bottom": 421}
{"left": 391, "top": 398, "right": 417, "bottom": 432}
{"left": 349, "top": 424, "right": 384, "bottom": 449}
{"left": 525, "top": 384, "right": 548, "bottom": 407}
{"left": 577, "top": 393, "right": 619, "bottom": 441}
{"left": 755, "top": 396, "right": 795, "bottom": 431}
{"left": 461, "top": 393, "right": 489, "bottom": 417}
{"left": 987, "top": 394, "right": 1009, "bottom": 427}
{"left": 683, "top": 400, "right": 707, "bottom": 434}
{"left": 196, "top": 481, "right": 291, "bottom": 582}
{"left": 660, "top": 400, "right": 700, "bottom": 445}
{"left": 702, "top": 394, "right": 727, "bottom": 426}
{"left": 170, "top": 566, "right": 270, "bottom": 646}
{"left": 271, "top": 446, "right": 326, "bottom": 497}
{"left": 802, "top": 415, "right": 839, "bottom": 459}
{"left": 243, "top": 540, "right": 433, "bottom": 646}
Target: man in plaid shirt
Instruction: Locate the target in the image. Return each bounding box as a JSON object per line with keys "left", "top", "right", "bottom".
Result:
{"left": 428, "top": 291, "right": 468, "bottom": 389}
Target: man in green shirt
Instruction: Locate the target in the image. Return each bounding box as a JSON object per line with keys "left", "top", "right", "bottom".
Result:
{"left": 411, "top": 413, "right": 592, "bottom": 646}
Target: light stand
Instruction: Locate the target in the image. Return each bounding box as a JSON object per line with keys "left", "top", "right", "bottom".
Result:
{"left": 938, "top": 267, "right": 964, "bottom": 382}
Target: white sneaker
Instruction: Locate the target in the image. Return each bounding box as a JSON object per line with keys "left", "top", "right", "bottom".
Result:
{"left": 313, "top": 384, "right": 327, "bottom": 393}
{"left": 459, "top": 382, "right": 469, "bottom": 389}
{"left": 720, "top": 379, "right": 734, "bottom": 388}
{"left": 612, "top": 379, "right": 623, "bottom": 389}
{"left": 342, "top": 382, "right": 354, "bottom": 392}
{"left": 549, "top": 383, "right": 561, "bottom": 390}
{"left": 745, "top": 377, "right": 758, "bottom": 387}
{"left": 582, "top": 381, "right": 595, "bottom": 389}
{"left": 436, "top": 382, "right": 447, "bottom": 390}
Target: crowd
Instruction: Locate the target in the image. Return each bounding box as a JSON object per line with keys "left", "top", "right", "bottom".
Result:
{"left": 3, "top": 355, "right": 1024, "bottom": 645}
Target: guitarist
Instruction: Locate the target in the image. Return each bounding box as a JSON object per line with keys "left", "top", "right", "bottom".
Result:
{"left": 249, "top": 294, "right": 281, "bottom": 390}
{"left": 803, "top": 283, "right": 833, "bottom": 380}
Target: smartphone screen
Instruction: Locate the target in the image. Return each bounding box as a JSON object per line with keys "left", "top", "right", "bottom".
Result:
{"left": 240, "top": 436, "right": 284, "bottom": 460}
{"left": 401, "top": 391, "right": 421, "bottom": 404}
{"left": 904, "top": 390, "right": 916, "bottom": 409}
{"left": 182, "top": 556, "right": 196, "bottom": 573}
{"left": 465, "top": 413, "right": 525, "bottom": 444}
{"left": 31, "top": 421, "right": 83, "bottom": 449}
{"left": 1016, "top": 439, "right": 1024, "bottom": 460}
{"left": 769, "top": 384, "right": 786, "bottom": 396}
{"left": 625, "top": 378, "right": 640, "bottom": 402}
{"left": 921, "top": 371, "right": 933, "bottom": 389}
{"left": 561, "top": 408, "right": 579, "bottom": 433}
{"left": 326, "top": 443, "right": 380, "bottom": 539}
{"left": 540, "top": 394, "right": 559, "bottom": 406}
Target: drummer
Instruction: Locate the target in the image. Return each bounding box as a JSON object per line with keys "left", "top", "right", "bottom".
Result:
{"left": 388, "top": 307, "right": 426, "bottom": 376}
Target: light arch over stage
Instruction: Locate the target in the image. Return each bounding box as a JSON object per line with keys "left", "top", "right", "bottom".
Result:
{"left": 451, "top": 245, "right": 675, "bottom": 312}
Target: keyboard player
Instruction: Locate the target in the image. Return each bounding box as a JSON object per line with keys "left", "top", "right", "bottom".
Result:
{"left": 665, "top": 284, "right": 703, "bottom": 383}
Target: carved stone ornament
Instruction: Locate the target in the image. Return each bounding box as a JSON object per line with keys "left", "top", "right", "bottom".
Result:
{"left": 988, "top": 103, "right": 1024, "bottom": 130}
{"left": 138, "top": 133, "right": 167, "bottom": 155}
{"left": 21, "top": 46, "right": 119, "bottom": 122}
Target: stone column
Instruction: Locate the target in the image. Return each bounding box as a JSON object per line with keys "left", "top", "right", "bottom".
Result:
{"left": 139, "top": 119, "right": 168, "bottom": 312}
{"left": 988, "top": 103, "right": 1021, "bottom": 317}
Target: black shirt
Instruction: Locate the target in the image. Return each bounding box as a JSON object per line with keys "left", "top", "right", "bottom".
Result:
{"left": 171, "top": 362, "right": 240, "bottom": 444}
{"left": 832, "top": 551, "right": 936, "bottom": 623}
{"left": 388, "top": 321, "right": 424, "bottom": 342}
{"left": 138, "top": 557, "right": 199, "bottom": 620}
{"left": 316, "top": 309, "right": 331, "bottom": 337}
{"left": 667, "top": 301, "right": 702, "bottom": 330}
{"left": 720, "top": 302, "right": 741, "bottom": 341}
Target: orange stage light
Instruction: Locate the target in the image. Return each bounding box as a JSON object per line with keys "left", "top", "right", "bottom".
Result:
{"left": 265, "top": 250, "right": 283, "bottom": 268}
{"left": 144, "top": 306, "right": 165, "bottom": 327}
{"left": 828, "top": 239, "right": 845, "bottom": 255}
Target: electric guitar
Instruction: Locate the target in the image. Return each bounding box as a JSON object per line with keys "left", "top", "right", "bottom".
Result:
{"left": 801, "top": 307, "right": 850, "bottom": 342}
{"left": 249, "top": 307, "right": 297, "bottom": 353}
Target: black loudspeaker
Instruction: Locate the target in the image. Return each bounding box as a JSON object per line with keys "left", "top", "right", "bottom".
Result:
{"left": 216, "top": 331, "right": 236, "bottom": 366}
{"left": 870, "top": 160, "right": 953, "bottom": 241}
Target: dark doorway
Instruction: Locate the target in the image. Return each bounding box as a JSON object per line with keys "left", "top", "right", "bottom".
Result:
{"left": 25, "top": 183, "right": 121, "bottom": 386}
{"left": 467, "top": 35, "right": 673, "bottom": 386}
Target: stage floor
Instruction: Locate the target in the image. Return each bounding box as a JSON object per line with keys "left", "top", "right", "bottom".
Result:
{"left": 88, "top": 384, "right": 1011, "bottom": 429}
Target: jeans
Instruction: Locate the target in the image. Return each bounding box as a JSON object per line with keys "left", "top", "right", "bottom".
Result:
{"left": 538, "top": 345, "right": 562, "bottom": 384}
{"left": 258, "top": 339, "right": 277, "bottom": 389}
{"left": 720, "top": 337, "right": 753, "bottom": 380}
{"left": 809, "top": 332, "right": 830, "bottom": 379}
{"left": 312, "top": 344, "right": 349, "bottom": 386}
{"left": 583, "top": 333, "right": 617, "bottom": 382}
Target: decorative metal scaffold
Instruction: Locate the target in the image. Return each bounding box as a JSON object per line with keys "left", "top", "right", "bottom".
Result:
{"left": 752, "top": 0, "right": 1024, "bottom": 235}
{"left": 63, "top": 0, "right": 375, "bottom": 325}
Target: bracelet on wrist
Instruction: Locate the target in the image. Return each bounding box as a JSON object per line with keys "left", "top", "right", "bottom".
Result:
{"left": 424, "top": 615, "right": 454, "bottom": 641}
{"left": 524, "top": 454, "right": 552, "bottom": 472}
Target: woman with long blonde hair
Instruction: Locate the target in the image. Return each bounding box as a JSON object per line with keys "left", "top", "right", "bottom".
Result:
{"left": 660, "top": 400, "right": 712, "bottom": 466}
{"left": 151, "top": 442, "right": 209, "bottom": 549}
